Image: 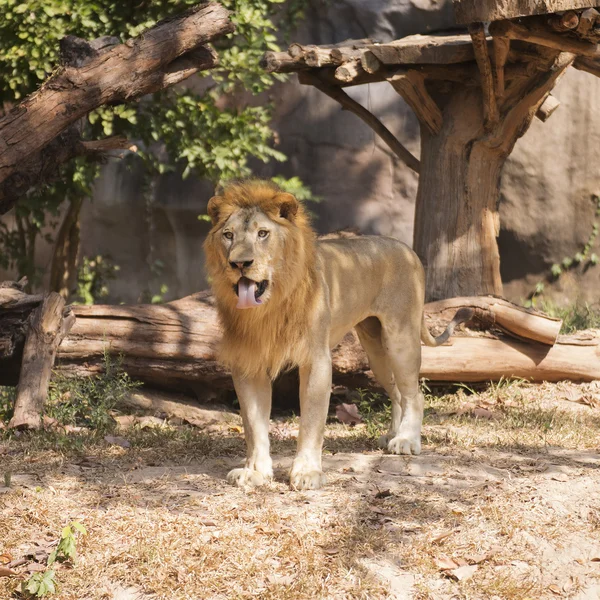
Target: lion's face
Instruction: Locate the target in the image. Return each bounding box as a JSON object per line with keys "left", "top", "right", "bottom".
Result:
{"left": 204, "top": 182, "right": 308, "bottom": 311}
{"left": 218, "top": 207, "right": 287, "bottom": 309}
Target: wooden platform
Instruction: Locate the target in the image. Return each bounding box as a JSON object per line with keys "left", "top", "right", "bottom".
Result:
{"left": 453, "top": 0, "right": 600, "bottom": 24}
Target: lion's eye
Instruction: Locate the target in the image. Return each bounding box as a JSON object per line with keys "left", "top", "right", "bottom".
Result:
{"left": 223, "top": 231, "right": 233, "bottom": 240}
{"left": 258, "top": 230, "right": 269, "bottom": 239}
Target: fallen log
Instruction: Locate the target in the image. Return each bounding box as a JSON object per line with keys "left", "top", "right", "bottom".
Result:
{"left": 2, "top": 286, "right": 597, "bottom": 394}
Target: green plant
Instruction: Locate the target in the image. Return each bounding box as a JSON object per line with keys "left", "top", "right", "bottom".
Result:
{"left": 21, "top": 521, "right": 87, "bottom": 598}
{"left": 22, "top": 570, "right": 57, "bottom": 598}
{"left": 74, "top": 254, "right": 120, "bottom": 305}
{"left": 47, "top": 352, "right": 141, "bottom": 432}
{"left": 537, "top": 301, "right": 600, "bottom": 333}
{"left": 0, "top": 386, "right": 15, "bottom": 423}
{"left": 354, "top": 388, "right": 390, "bottom": 439}
{"left": 48, "top": 521, "right": 87, "bottom": 566}
{"left": 0, "top": 0, "right": 310, "bottom": 296}
{"left": 527, "top": 193, "right": 600, "bottom": 306}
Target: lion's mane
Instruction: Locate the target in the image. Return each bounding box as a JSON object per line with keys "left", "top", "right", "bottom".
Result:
{"left": 204, "top": 180, "right": 318, "bottom": 379}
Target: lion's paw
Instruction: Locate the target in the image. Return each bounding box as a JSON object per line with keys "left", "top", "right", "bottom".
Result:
{"left": 227, "top": 467, "right": 270, "bottom": 488}
{"left": 289, "top": 469, "right": 326, "bottom": 490}
{"left": 386, "top": 434, "right": 421, "bottom": 456}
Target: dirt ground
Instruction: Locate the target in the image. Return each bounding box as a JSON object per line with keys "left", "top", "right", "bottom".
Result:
{"left": 1, "top": 380, "right": 600, "bottom": 600}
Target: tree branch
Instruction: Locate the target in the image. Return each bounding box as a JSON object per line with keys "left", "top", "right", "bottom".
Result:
{"left": 0, "top": 2, "right": 233, "bottom": 215}
{"left": 298, "top": 71, "right": 420, "bottom": 174}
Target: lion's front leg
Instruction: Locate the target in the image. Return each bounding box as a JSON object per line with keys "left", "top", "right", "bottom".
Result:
{"left": 290, "top": 353, "right": 332, "bottom": 490}
{"left": 228, "top": 369, "right": 273, "bottom": 487}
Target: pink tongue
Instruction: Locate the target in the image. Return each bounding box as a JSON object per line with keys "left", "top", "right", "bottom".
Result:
{"left": 237, "top": 278, "right": 263, "bottom": 309}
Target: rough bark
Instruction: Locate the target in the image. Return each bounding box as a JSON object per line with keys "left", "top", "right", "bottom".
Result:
{"left": 0, "top": 2, "right": 234, "bottom": 215}
{"left": 8, "top": 293, "right": 75, "bottom": 429}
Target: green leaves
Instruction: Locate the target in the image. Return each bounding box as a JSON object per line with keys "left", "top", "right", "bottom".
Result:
{"left": 21, "top": 521, "right": 87, "bottom": 597}
{"left": 23, "top": 569, "right": 57, "bottom": 598}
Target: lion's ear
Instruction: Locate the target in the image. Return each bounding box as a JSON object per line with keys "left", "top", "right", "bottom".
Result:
{"left": 207, "top": 195, "right": 224, "bottom": 226}
{"left": 275, "top": 193, "right": 299, "bottom": 221}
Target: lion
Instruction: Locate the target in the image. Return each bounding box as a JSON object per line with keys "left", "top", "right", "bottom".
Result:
{"left": 204, "top": 180, "right": 471, "bottom": 490}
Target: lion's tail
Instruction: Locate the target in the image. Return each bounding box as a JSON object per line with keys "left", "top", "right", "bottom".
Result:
{"left": 420, "top": 307, "right": 474, "bottom": 347}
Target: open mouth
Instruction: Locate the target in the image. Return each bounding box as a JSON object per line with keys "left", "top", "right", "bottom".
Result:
{"left": 234, "top": 277, "right": 269, "bottom": 309}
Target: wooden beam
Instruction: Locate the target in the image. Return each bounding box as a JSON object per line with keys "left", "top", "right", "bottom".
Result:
{"left": 489, "top": 19, "right": 600, "bottom": 58}
{"left": 535, "top": 94, "right": 561, "bottom": 121}
{"left": 365, "top": 33, "right": 478, "bottom": 66}
{"left": 548, "top": 10, "right": 580, "bottom": 32}
{"left": 388, "top": 71, "right": 443, "bottom": 135}
{"left": 493, "top": 36, "right": 511, "bottom": 97}
{"left": 573, "top": 55, "right": 600, "bottom": 77}
{"left": 261, "top": 51, "right": 308, "bottom": 73}
{"left": 453, "top": 0, "right": 599, "bottom": 25}
{"left": 469, "top": 22, "right": 499, "bottom": 130}
{"left": 334, "top": 60, "right": 367, "bottom": 84}
{"left": 361, "top": 51, "right": 384, "bottom": 74}
{"left": 298, "top": 71, "right": 420, "bottom": 173}
{"left": 577, "top": 8, "right": 600, "bottom": 37}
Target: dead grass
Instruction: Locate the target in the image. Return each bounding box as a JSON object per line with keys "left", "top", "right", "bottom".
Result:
{"left": 2, "top": 380, "right": 600, "bottom": 599}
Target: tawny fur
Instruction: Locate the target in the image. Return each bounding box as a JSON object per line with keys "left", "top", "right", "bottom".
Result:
{"left": 203, "top": 180, "right": 318, "bottom": 378}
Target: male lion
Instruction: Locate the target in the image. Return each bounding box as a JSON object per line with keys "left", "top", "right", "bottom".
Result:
{"left": 204, "top": 180, "right": 470, "bottom": 490}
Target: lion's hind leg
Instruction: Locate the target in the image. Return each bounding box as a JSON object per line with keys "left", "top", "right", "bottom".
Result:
{"left": 355, "top": 318, "right": 404, "bottom": 450}
{"left": 378, "top": 321, "right": 424, "bottom": 456}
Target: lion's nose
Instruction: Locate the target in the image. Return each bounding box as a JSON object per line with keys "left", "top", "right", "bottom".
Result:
{"left": 230, "top": 260, "right": 254, "bottom": 270}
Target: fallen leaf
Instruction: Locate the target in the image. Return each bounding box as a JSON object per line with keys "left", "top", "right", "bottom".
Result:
{"left": 435, "top": 555, "right": 459, "bottom": 571}
{"left": 447, "top": 564, "right": 478, "bottom": 581}
{"left": 562, "top": 390, "right": 600, "bottom": 408}
{"left": 229, "top": 425, "right": 243, "bottom": 434}
{"left": 335, "top": 403, "right": 362, "bottom": 425}
{"left": 137, "top": 416, "right": 165, "bottom": 429}
{"left": 198, "top": 518, "right": 217, "bottom": 527}
{"left": 465, "top": 549, "right": 497, "bottom": 565}
{"left": 548, "top": 584, "right": 562, "bottom": 595}
{"left": 322, "top": 547, "right": 340, "bottom": 556}
{"left": 374, "top": 489, "right": 392, "bottom": 499}
{"left": 0, "top": 566, "right": 19, "bottom": 577}
{"left": 0, "top": 553, "right": 12, "bottom": 564}
{"left": 472, "top": 407, "right": 498, "bottom": 420}
{"left": 103, "top": 435, "right": 131, "bottom": 449}
{"left": 115, "top": 415, "right": 137, "bottom": 429}
{"left": 431, "top": 529, "right": 455, "bottom": 544}
{"left": 550, "top": 473, "right": 569, "bottom": 482}
{"left": 26, "top": 563, "right": 47, "bottom": 573}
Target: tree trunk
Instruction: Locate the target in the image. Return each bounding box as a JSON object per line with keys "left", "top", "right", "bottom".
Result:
{"left": 414, "top": 51, "right": 574, "bottom": 301}
{"left": 50, "top": 196, "right": 83, "bottom": 299}
{"left": 414, "top": 86, "right": 507, "bottom": 301}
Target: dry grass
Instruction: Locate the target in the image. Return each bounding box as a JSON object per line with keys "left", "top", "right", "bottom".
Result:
{"left": 1, "top": 380, "right": 600, "bottom": 599}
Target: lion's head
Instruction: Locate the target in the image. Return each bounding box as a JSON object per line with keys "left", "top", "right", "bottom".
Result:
{"left": 203, "top": 180, "right": 317, "bottom": 377}
{"left": 204, "top": 180, "right": 315, "bottom": 311}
